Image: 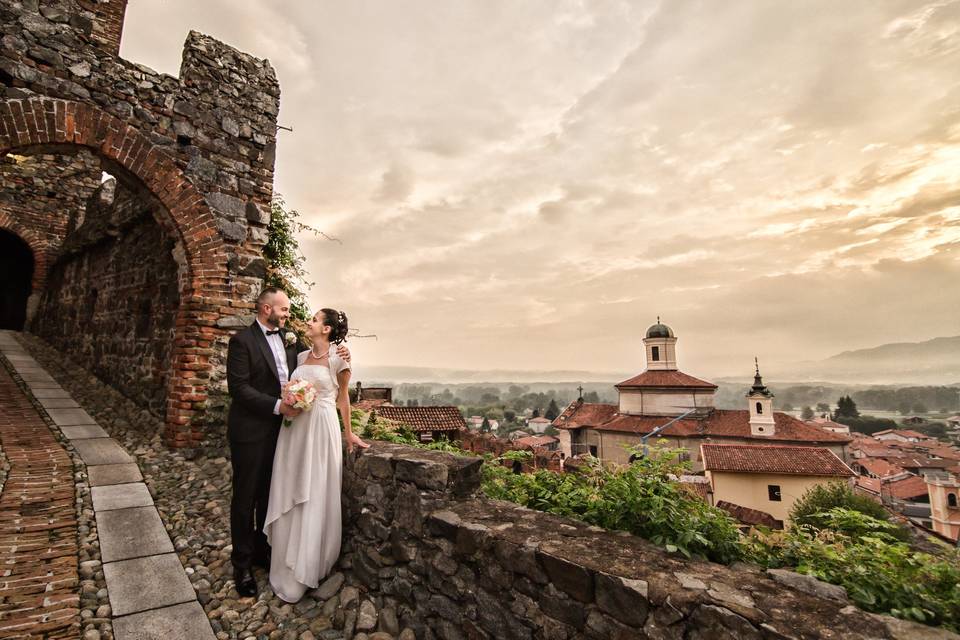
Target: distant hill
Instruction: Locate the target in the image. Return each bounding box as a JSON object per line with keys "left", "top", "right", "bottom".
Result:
{"left": 770, "top": 336, "right": 960, "bottom": 385}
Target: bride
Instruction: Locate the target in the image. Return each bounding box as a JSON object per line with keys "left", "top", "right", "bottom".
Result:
{"left": 263, "top": 307, "right": 369, "bottom": 603}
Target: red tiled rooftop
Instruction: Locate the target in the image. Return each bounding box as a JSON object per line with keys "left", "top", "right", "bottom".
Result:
{"left": 716, "top": 500, "right": 783, "bottom": 529}
{"left": 854, "top": 457, "right": 907, "bottom": 478}
{"left": 515, "top": 435, "right": 558, "bottom": 449}
{"left": 615, "top": 369, "right": 718, "bottom": 389}
{"left": 555, "top": 401, "right": 852, "bottom": 445}
{"left": 883, "top": 475, "right": 930, "bottom": 500}
{"left": 701, "top": 444, "right": 854, "bottom": 477}
{"left": 372, "top": 405, "right": 466, "bottom": 432}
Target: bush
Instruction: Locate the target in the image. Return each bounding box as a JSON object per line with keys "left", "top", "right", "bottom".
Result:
{"left": 745, "top": 509, "right": 960, "bottom": 632}
{"left": 789, "top": 482, "right": 909, "bottom": 541}
{"left": 835, "top": 415, "right": 898, "bottom": 435}
{"left": 481, "top": 445, "right": 743, "bottom": 563}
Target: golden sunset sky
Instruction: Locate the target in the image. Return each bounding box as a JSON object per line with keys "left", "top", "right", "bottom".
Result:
{"left": 124, "top": 1, "right": 960, "bottom": 378}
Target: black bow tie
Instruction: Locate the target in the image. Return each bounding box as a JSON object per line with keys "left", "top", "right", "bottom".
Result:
{"left": 265, "top": 329, "right": 281, "bottom": 336}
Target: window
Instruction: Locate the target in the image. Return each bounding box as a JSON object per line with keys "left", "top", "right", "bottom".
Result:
{"left": 768, "top": 485, "right": 781, "bottom": 501}
{"left": 589, "top": 445, "right": 598, "bottom": 457}
{"left": 949, "top": 493, "right": 958, "bottom": 508}
{"left": 651, "top": 346, "right": 660, "bottom": 361}
{"left": 756, "top": 402, "right": 763, "bottom": 415}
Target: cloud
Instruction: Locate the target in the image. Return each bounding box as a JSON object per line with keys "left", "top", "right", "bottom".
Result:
{"left": 122, "top": 1, "right": 960, "bottom": 375}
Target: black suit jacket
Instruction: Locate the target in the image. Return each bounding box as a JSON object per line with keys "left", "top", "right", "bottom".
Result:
{"left": 226, "top": 322, "right": 299, "bottom": 443}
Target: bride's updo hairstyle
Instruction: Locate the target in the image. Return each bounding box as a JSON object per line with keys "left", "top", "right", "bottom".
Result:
{"left": 321, "top": 308, "right": 349, "bottom": 344}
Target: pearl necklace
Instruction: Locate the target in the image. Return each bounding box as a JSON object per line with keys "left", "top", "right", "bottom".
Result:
{"left": 310, "top": 345, "right": 329, "bottom": 359}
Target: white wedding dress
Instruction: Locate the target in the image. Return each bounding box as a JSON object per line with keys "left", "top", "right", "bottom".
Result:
{"left": 264, "top": 347, "right": 348, "bottom": 603}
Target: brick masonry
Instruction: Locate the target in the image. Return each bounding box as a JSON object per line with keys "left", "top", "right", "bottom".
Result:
{"left": 0, "top": 365, "right": 80, "bottom": 639}
{"left": 1, "top": 1, "right": 282, "bottom": 446}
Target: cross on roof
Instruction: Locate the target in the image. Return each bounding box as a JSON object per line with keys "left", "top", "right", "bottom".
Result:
{"left": 577, "top": 385, "right": 584, "bottom": 399}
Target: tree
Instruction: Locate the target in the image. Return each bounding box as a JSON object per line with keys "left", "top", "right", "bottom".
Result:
{"left": 911, "top": 402, "right": 928, "bottom": 414}
{"left": 801, "top": 406, "right": 814, "bottom": 420}
{"left": 789, "top": 482, "right": 908, "bottom": 541}
{"left": 481, "top": 417, "right": 491, "bottom": 433}
{"left": 833, "top": 396, "right": 860, "bottom": 421}
{"left": 898, "top": 401, "right": 912, "bottom": 416}
{"left": 504, "top": 410, "right": 516, "bottom": 423}
{"left": 816, "top": 402, "right": 830, "bottom": 414}
{"left": 532, "top": 408, "right": 540, "bottom": 418}
{"left": 781, "top": 402, "right": 795, "bottom": 412}
{"left": 264, "top": 196, "right": 324, "bottom": 323}
{"left": 545, "top": 399, "right": 560, "bottom": 421}
{"left": 583, "top": 391, "right": 600, "bottom": 403}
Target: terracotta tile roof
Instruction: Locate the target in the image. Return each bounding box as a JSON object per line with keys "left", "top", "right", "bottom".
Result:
{"left": 701, "top": 444, "right": 854, "bottom": 477}
{"left": 855, "top": 476, "right": 881, "bottom": 495}
{"left": 874, "top": 429, "right": 931, "bottom": 440}
{"left": 555, "top": 402, "right": 852, "bottom": 445}
{"left": 515, "top": 435, "right": 558, "bottom": 449}
{"left": 615, "top": 370, "right": 718, "bottom": 389}
{"left": 883, "top": 475, "right": 930, "bottom": 500}
{"left": 852, "top": 442, "right": 897, "bottom": 457}
{"left": 854, "top": 458, "right": 907, "bottom": 478}
{"left": 928, "top": 446, "right": 960, "bottom": 461}
{"left": 715, "top": 501, "right": 783, "bottom": 529}
{"left": 355, "top": 398, "right": 389, "bottom": 411}
{"left": 372, "top": 405, "right": 466, "bottom": 433}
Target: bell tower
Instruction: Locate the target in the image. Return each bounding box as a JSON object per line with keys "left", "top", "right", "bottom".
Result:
{"left": 644, "top": 317, "right": 678, "bottom": 371}
{"left": 747, "top": 358, "right": 775, "bottom": 436}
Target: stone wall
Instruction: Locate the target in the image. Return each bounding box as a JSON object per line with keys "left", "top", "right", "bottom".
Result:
{"left": 32, "top": 178, "right": 180, "bottom": 417}
{"left": 0, "top": 149, "right": 102, "bottom": 297}
{"left": 339, "top": 443, "right": 954, "bottom": 640}
{"left": 1, "top": 0, "right": 283, "bottom": 444}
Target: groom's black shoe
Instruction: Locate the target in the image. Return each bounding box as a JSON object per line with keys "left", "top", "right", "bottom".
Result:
{"left": 235, "top": 568, "right": 257, "bottom": 598}
{"left": 252, "top": 550, "right": 270, "bottom": 569}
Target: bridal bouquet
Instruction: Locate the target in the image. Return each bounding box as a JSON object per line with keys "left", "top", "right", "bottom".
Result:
{"left": 281, "top": 379, "right": 317, "bottom": 427}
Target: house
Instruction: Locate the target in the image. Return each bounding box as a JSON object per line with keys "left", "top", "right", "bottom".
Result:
{"left": 925, "top": 473, "right": 960, "bottom": 542}
{"left": 947, "top": 415, "right": 960, "bottom": 428}
{"left": 701, "top": 443, "right": 854, "bottom": 526}
{"left": 369, "top": 405, "right": 466, "bottom": 443}
{"left": 467, "top": 416, "right": 485, "bottom": 430}
{"left": 851, "top": 457, "right": 910, "bottom": 481}
{"left": 351, "top": 382, "right": 393, "bottom": 411}
{"left": 902, "top": 416, "right": 926, "bottom": 425}
{"left": 873, "top": 429, "right": 931, "bottom": 443}
{"left": 805, "top": 417, "right": 850, "bottom": 435}
{"left": 515, "top": 434, "right": 559, "bottom": 452}
{"left": 527, "top": 417, "right": 553, "bottom": 434}
{"left": 553, "top": 322, "right": 852, "bottom": 470}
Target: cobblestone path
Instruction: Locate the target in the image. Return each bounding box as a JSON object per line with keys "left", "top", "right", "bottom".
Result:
{"left": 0, "top": 364, "right": 80, "bottom": 639}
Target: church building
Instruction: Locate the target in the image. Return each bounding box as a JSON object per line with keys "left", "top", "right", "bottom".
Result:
{"left": 553, "top": 321, "right": 852, "bottom": 470}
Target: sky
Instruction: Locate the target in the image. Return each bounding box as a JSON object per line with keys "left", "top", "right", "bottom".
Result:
{"left": 123, "top": 0, "right": 960, "bottom": 379}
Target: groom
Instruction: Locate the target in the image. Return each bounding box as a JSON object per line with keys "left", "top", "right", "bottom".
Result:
{"left": 226, "top": 287, "right": 300, "bottom": 597}
{"left": 226, "top": 287, "right": 349, "bottom": 597}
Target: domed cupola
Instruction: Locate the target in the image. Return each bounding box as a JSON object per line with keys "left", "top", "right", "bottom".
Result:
{"left": 644, "top": 317, "right": 678, "bottom": 371}
{"left": 747, "top": 358, "right": 775, "bottom": 436}
{"left": 646, "top": 322, "right": 675, "bottom": 339}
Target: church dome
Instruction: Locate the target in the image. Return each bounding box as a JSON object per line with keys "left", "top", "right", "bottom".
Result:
{"left": 645, "top": 322, "right": 674, "bottom": 339}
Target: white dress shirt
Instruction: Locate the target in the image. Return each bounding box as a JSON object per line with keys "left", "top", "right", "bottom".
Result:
{"left": 256, "top": 319, "right": 289, "bottom": 415}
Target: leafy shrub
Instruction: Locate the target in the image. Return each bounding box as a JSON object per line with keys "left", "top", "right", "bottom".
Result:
{"left": 745, "top": 508, "right": 960, "bottom": 632}
{"left": 789, "top": 482, "right": 909, "bottom": 541}
{"left": 481, "top": 445, "right": 742, "bottom": 563}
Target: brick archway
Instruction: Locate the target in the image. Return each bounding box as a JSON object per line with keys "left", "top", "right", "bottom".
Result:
{"left": 0, "top": 97, "right": 231, "bottom": 445}
{"left": 0, "top": 210, "right": 49, "bottom": 292}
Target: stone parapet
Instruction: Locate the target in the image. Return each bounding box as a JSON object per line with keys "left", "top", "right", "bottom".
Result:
{"left": 341, "top": 443, "right": 956, "bottom": 640}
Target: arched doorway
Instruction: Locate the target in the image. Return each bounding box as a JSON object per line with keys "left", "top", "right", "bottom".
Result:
{"left": 0, "top": 97, "right": 235, "bottom": 446}
{"left": 0, "top": 229, "right": 33, "bottom": 330}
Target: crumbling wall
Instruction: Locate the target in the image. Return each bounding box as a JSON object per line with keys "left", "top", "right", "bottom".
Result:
{"left": 33, "top": 179, "right": 180, "bottom": 417}
{"left": 339, "top": 443, "right": 954, "bottom": 640}
{"left": 1, "top": 0, "right": 282, "bottom": 445}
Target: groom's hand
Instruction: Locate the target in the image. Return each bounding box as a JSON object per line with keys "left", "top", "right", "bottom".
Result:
{"left": 279, "top": 402, "right": 302, "bottom": 417}
{"left": 336, "top": 344, "right": 351, "bottom": 363}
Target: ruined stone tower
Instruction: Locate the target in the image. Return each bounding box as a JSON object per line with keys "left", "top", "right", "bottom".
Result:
{"left": 1, "top": 0, "right": 281, "bottom": 446}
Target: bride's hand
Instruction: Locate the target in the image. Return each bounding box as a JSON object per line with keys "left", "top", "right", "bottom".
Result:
{"left": 336, "top": 344, "right": 351, "bottom": 363}
{"left": 346, "top": 432, "right": 369, "bottom": 453}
